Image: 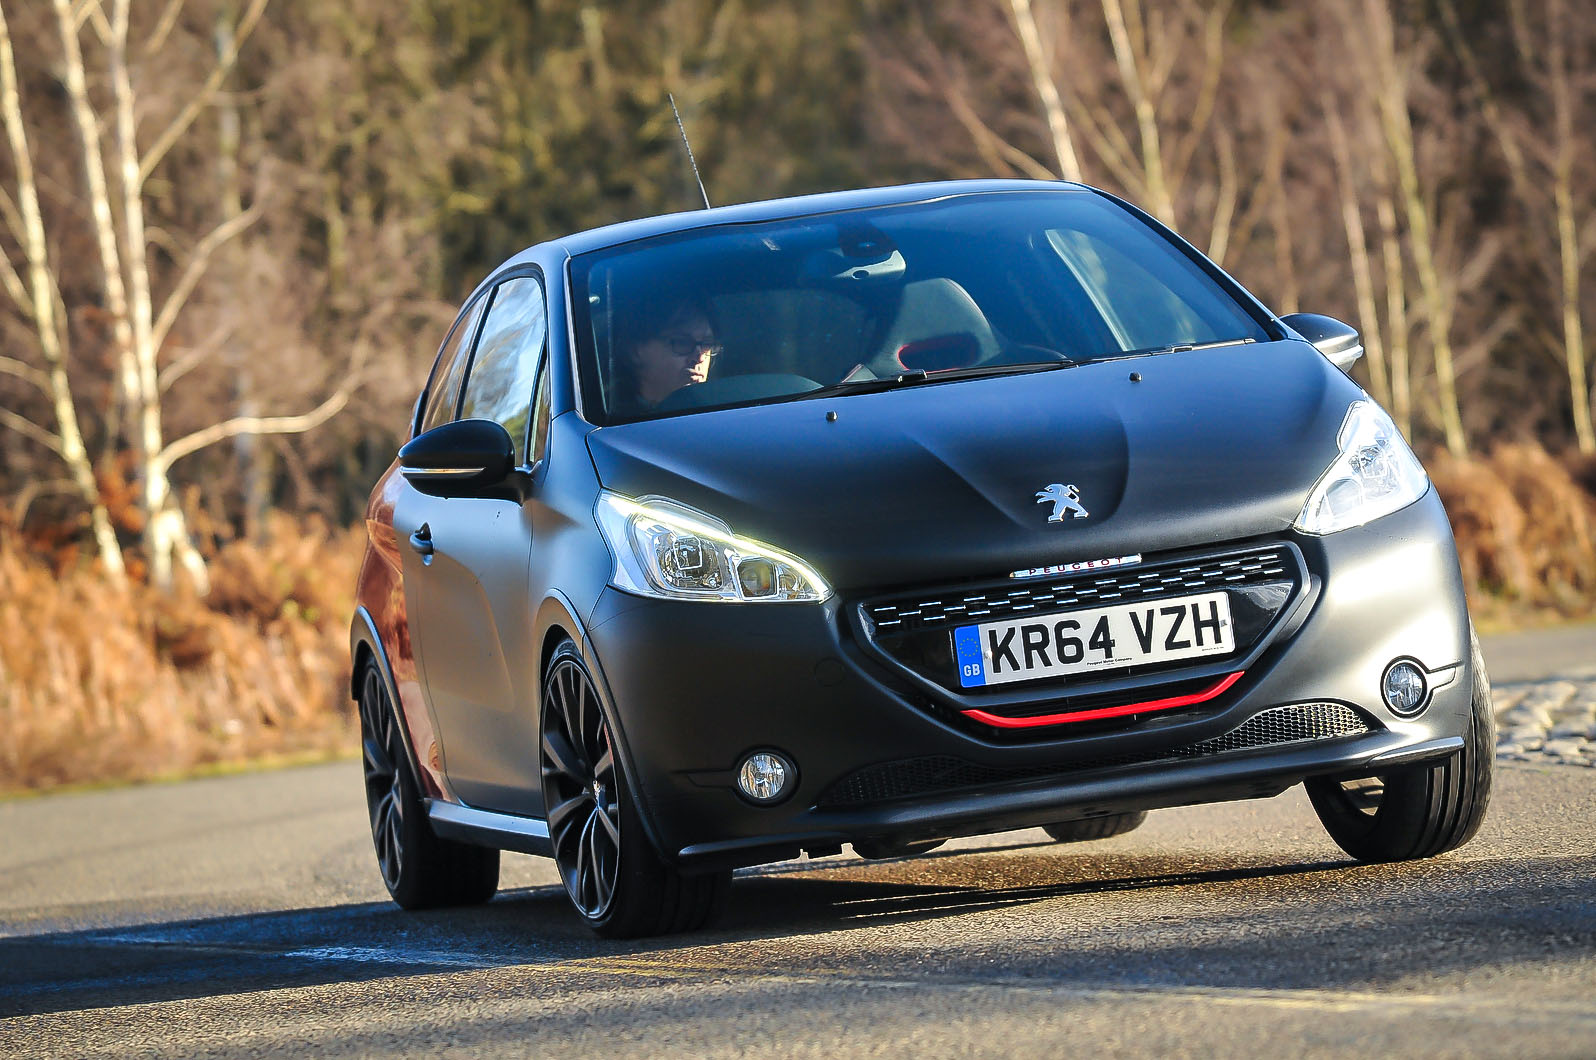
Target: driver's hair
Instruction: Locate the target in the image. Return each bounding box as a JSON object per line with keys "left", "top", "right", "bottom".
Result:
{"left": 608, "top": 290, "right": 718, "bottom": 414}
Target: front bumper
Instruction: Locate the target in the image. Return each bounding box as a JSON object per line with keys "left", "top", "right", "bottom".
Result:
{"left": 584, "top": 491, "right": 1474, "bottom": 870}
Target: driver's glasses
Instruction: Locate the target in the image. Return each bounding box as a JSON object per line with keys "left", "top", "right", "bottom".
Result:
{"left": 661, "top": 334, "right": 722, "bottom": 360}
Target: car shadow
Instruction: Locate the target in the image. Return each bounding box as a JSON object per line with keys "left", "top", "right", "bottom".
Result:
{"left": 5, "top": 846, "right": 1593, "bottom": 1019}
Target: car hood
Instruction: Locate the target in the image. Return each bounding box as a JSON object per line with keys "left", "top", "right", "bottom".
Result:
{"left": 584, "top": 340, "right": 1364, "bottom": 592}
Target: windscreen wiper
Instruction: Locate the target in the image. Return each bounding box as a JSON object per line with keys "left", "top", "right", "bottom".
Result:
{"left": 1108, "top": 337, "right": 1257, "bottom": 360}
{"left": 804, "top": 360, "right": 1072, "bottom": 400}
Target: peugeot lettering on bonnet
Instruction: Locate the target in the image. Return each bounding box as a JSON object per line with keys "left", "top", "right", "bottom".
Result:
{"left": 351, "top": 180, "right": 1492, "bottom": 937}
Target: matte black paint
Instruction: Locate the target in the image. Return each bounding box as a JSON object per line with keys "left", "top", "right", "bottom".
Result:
{"left": 351, "top": 179, "right": 1476, "bottom": 874}
{"left": 585, "top": 338, "right": 1347, "bottom": 591}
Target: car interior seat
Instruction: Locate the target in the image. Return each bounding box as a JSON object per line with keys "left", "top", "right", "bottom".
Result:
{"left": 869, "top": 278, "right": 1001, "bottom": 374}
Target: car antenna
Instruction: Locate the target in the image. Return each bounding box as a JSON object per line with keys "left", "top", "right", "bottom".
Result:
{"left": 668, "top": 92, "right": 712, "bottom": 210}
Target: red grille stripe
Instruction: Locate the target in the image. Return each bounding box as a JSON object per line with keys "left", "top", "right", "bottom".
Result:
{"left": 961, "top": 671, "right": 1246, "bottom": 730}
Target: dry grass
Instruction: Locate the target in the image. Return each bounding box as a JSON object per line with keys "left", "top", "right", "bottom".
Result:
{"left": 4, "top": 441, "right": 1595, "bottom": 793}
{"left": 0, "top": 512, "right": 363, "bottom": 794}
{"left": 1429, "top": 442, "right": 1596, "bottom": 626}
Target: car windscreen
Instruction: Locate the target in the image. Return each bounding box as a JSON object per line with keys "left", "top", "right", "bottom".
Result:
{"left": 568, "top": 191, "right": 1270, "bottom": 425}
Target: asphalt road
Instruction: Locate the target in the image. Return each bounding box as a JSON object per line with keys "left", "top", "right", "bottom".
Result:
{"left": 0, "top": 629, "right": 1592, "bottom": 1058}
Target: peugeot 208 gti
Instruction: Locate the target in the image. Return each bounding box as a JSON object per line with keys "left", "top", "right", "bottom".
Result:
{"left": 350, "top": 181, "right": 1492, "bottom": 937}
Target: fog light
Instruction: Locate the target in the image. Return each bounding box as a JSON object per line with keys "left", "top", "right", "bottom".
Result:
{"left": 1382, "top": 660, "right": 1427, "bottom": 715}
{"left": 736, "top": 751, "right": 795, "bottom": 804}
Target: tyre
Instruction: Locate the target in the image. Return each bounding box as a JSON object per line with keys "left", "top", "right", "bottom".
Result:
{"left": 357, "top": 661, "right": 500, "bottom": 909}
{"left": 1042, "top": 811, "right": 1147, "bottom": 843}
{"left": 539, "top": 641, "right": 729, "bottom": 938}
{"left": 1306, "top": 631, "right": 1495, "bottom": 862}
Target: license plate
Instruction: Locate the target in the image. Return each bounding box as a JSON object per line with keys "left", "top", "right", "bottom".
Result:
{"left": 953, "top": 591, "right": 1234, "bottom": 688}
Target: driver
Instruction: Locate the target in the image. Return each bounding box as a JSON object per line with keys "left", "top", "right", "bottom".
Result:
{"left": 616, "top": 298, "right": 720, "bottom": 413}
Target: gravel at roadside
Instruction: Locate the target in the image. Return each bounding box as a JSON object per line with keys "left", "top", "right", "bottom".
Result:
{"left": 1494, "top": 676, "right": 1596, "bottom": 767}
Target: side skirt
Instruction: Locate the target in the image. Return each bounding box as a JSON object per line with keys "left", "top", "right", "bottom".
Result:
{"left": 426, "top": 799, "right": 553, "bottom": 858}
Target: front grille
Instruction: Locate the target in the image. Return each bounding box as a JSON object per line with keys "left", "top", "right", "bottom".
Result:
{"left": 863, "top": 545, "right": 1295, "bottom": 635}
{"left": 816, "top": 701, "right": 1374, "bottom": 806}
{"left": 854, "top": 542, "right": 1304, "bottom": 700}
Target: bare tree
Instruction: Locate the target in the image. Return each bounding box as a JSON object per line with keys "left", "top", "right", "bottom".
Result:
{"left": 1005, "top": 0, "right": 1084, "bottom": 182}
{"left": 1323, "top": 95, "right": 1392, "bottom": 410}
{"left": 0, "top": 1, "right": 124, "bottom": 580}
{"left": 1444, "top": 0, "right": 1595, "bottom": 453}
{"left": 0, "top": 0, "right": 359, "bottom": 591}
{"left": 1354, "top": 0, "right": 1469, "bottom": 456}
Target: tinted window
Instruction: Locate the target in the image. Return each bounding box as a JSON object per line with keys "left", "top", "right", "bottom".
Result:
{"left": 420, "top": 298, "right": 487, "bottom": 434}
{"left": 459, "top": 275, "right": 546, "bottom": 465}
{"left": 530, "top": 361, "right": 552, "bottom": 465}
{"left": 1046, "top": 228, "right": 1222, "bottom": 352}
{"left": 569, "top": 191, "right": 1268, "bottom": 425}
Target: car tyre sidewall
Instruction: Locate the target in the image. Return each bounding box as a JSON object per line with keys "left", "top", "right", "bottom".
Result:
{"left": 542, "top": 641, "right": 730, "bottom": 938}
{"left": 358, "top": 659, "right": 500, "bottom": 910}
{"left": 1306, "top": 628, "right": 1494, "bottom": 862}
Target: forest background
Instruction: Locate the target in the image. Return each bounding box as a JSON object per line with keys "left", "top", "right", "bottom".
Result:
{"left": 2, "top": 0, "right": 1595, "bottom": 792}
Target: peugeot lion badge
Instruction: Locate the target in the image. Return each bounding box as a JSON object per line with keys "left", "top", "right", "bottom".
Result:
{"left": 1036, "top": 483, "right": 1088, "bottom": 522}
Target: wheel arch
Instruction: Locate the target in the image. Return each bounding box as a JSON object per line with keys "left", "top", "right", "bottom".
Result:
{"left": 349, "top": 606, "right": 427, "bottom": 789}
{"left": 533, "top": 589, "right": 676, "bottom": 864}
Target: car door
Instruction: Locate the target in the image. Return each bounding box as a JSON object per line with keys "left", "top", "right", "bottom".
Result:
{"left": 395, "top": 271, "right": 548, "bottom": 814}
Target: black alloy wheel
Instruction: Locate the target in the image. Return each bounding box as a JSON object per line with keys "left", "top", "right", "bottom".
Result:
{"left": 359, "top": 663, "right": 407, "bottom": 893}
{"left": 540, "top": 647, "right": 622, "bottom": 921}
{"left": 539, "top": 641, "right": 730, "bottom": 937}
{"left": 1306, "top": 630, "right": 1495, "bottom": 862}
{"left": 356, "top": 660, "right": 500, "bottom": 909}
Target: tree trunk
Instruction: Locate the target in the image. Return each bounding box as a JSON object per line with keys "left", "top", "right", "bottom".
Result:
{"left": 1377, "top": 190, "right": 1412, "bottom": 438}
{"left": 1324, "top": 98, "right": 1391, "bottom": 408}
{"left": 1006, "top": 0, "right": 1084, "bottom": 182}
{"left": 0, "top": 0, "right": 125, "bottom": 580}
{"left": 1101, "top": 0, "right": 1174, "bottom": 226}
{"left": 1365, "top": 0, "right": 1466, "bottom": 456}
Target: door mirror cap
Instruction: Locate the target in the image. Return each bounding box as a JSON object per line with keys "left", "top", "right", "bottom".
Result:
{"left": 1281, "top": 313, "right": 1363, "bottom": 371}
{"left": 399, "top": 418, "right": 519, "bottom": 499}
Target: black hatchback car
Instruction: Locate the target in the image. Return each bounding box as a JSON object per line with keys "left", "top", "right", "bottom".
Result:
{"left": 350, "top": 181, "right": 1492, "bottom": 937}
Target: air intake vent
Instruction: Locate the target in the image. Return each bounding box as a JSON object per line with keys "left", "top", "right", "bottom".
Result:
{"left": 816, "top": 701, "right": 1373, "bottom": 807}
{"left": 863, "top": 545, "right": 1295, "bottom": 635}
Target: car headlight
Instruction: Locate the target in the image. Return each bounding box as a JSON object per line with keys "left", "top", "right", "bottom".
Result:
{"left": 1294, "top": 400, "right": 1429, "bottom": 535}
{"left": 594, "top": 491, "right": 831, "bottom": 602}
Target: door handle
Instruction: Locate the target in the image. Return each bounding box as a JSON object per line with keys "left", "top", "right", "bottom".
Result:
{"left": 408, "top": 523, "right": 434, "bottom": 557}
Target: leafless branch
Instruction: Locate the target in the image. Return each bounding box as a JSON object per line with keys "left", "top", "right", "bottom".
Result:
{"left": 150, "top": 204, "right": 262, "bottom": 356}
{"left": 938, "top": 75, "right": 1055, "bottom": 181}
{"left": 71, "top": 0, "right": 111, "bottom": 40}
{"left": 1168, "top": 2, "right": 1228, "bottom": 193}
{"left": 1455, "top": 307, "right": 1519, "bottom": 374}
{"left": 145, "top": 224, "right": 183, "bottom": 260}
{"left": 138, "top": 0, "right": 270, "bottom": 185}
{"left": 154, "top": 386, "right": 352, "bottom": 477}
{"left": 0, "top": 248, "right": 28, "bottom": 312}
{"left": 0, "top": 182, "right": 25, "bottom": 246}
{"left": 1059, "top": 92, "right": 1141, "bottom": 192}
{"left": 158, "top": 319, "right": 238, "bottom": 393}
{"left": 1207, "top": 129, "right": 1237, "bottom": 267}
{"left": 1005, "top": 0, "right": 1083, "bottom": 181}
{"left": 0, "top": 408, "right": 65, "bottom": 456}
{"left": 143, "top": 0, "right": 185, "bottom": 54}
{"left": 0, "top": 355, "right": 50, "bottom": 393}
{"left": 12, "top": 477, "right": 77, "bottom": 525}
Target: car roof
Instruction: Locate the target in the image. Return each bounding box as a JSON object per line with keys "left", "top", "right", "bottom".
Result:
{"left": 529, "top": 179, "right": 1091, "bottom": 264}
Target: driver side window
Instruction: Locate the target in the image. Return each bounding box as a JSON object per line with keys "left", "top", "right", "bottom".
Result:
{"left": 419, "top": 298, "right": 488, "bottom": 435}
{"left": 459, "top": 275, "right": 547, "bottom": 466}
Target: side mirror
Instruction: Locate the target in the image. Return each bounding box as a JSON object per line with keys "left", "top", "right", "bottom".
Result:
{"left": 1281, "top": 313, "right": 1363, "bottom": 371}
{"left": 399, "top": 418, "right": 518, "bottom": 499}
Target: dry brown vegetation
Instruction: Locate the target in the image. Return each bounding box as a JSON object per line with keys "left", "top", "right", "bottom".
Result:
{"left": 4, "top": 445, "right": 1594, "bottom": 795}
{"left": 1431, "top": 444, "right": 1596, "bottom": 625}
{"left": 0, "top": 512, "right": 362, "bottom": 793}
{"left": 4, "top": 0, "right": 1596, "bottom": 791}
